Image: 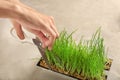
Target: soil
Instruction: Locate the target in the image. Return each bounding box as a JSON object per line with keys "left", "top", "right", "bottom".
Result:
{"left": 37, "top": 58, "right": 112, "bottom": 80}
{"left": 104, "top": 59, "right": 113, "bottom": 71}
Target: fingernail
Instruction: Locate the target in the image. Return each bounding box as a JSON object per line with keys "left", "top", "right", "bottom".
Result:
{"left": 17, "top": 34, "right": 25, "bottom": 40}
{"left": 48, "top": 47, "right": 52, "bottom": 50}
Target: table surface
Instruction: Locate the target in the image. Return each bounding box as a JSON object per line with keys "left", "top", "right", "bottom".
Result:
{"left": 0, "top": 0, "right": 120, "bottom": 80}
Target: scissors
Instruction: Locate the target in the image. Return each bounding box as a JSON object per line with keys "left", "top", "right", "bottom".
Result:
{"left": 10, "top": 27, "right": 51, "bottom": 69}
{"left": 32, "top": 37, "right": 51, "bottom": 69}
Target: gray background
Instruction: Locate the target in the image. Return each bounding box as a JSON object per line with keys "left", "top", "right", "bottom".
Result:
{"left": 0, "top": 0, "right": 120, "bottom": 80}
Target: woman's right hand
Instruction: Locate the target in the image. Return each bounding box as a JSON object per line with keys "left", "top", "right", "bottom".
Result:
{"left": 10, "top": 0, "right": 59, "bottom": 50}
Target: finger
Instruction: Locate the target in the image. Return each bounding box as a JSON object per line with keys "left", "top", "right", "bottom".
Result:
{"left": 25, "top": 25, "right": 56, "bottom": 50}
{"left": 24, "top": 27, "right": 48, "bottom": 48}
{"left": 36, "top": 29, "right": 56, "bottom": 50}
{"left": 40, "top": 25, "right": 57, "bottom": 50}
{"left": 22, "top": 23, "right": 57, "bottom": 50}
{"left": 50, "top": 16, "right": 59, "bottom": 38}
{"left": 43, "top": 27, "right": 56, "bottom": 50}
{"left": 34, "top": 30, "right": 48, "bottom": 48}
{"left": 47, "top": 33, "right": 56, "bottom": 50}
{"left": 11, "top": 20, "right": 25, "bottom": 40}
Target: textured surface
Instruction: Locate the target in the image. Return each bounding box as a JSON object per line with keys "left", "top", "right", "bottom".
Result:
{"left": 0, "top": 0, "right": 120, "bottom": 80}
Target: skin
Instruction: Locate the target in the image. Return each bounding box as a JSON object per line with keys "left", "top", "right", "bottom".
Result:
{"left": 0, "top": 0, "right": 59, "bottom": 50}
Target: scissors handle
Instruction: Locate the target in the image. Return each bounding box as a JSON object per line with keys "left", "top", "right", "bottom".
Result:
{"left": 10, "top": 27, "right": 34, "bottom": 44}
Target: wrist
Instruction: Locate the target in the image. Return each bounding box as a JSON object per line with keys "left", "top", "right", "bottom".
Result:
{"left": 0, "top": 1, "right": 19, "bottom": 18}
{"left": 0, "top": 1, "right": 26, "bottom": 21}
{"left": 12, "top": 2, "right": 33, "bottom": 22}
{"left": 8, "top": 2, "right": 25, "bottom": 20}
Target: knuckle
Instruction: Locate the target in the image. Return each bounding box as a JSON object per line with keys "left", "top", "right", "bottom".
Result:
{"left": 50, "top": 16, "right": 54, "bottom": 19}
{"left": 51, "top": 33, "right": 56, "bottom": 39}
{"left": 56, "top": 33, "right": 59, "bottom": 38}
{"left": 49, "top": 16, "right": 54, "bottom": 21}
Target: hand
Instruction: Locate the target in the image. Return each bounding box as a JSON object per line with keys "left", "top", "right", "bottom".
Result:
{"left": 11, "top": 1, "right": 59, "bottom": 50}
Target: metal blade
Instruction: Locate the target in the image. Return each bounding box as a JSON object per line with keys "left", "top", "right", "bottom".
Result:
{"left": 32, "top": 38, "right": 51, "bottom": 69}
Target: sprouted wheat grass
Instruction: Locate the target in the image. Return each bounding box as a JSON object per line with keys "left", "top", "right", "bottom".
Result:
{"left": 46, "top": 28, "right": 106, "bottom": 80}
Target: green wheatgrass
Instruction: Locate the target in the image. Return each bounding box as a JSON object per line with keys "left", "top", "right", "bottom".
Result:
{"left": 45, "top": 28, "right": 107, "bottom": 80}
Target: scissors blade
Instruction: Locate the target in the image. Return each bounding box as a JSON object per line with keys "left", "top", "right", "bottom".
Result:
{"left": 32, "top": 38, "right": 51, "bottom": 69}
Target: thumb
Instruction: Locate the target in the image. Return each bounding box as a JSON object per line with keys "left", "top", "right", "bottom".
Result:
{"left": 11, "top": 20, "right": 25, "bottom": 40}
